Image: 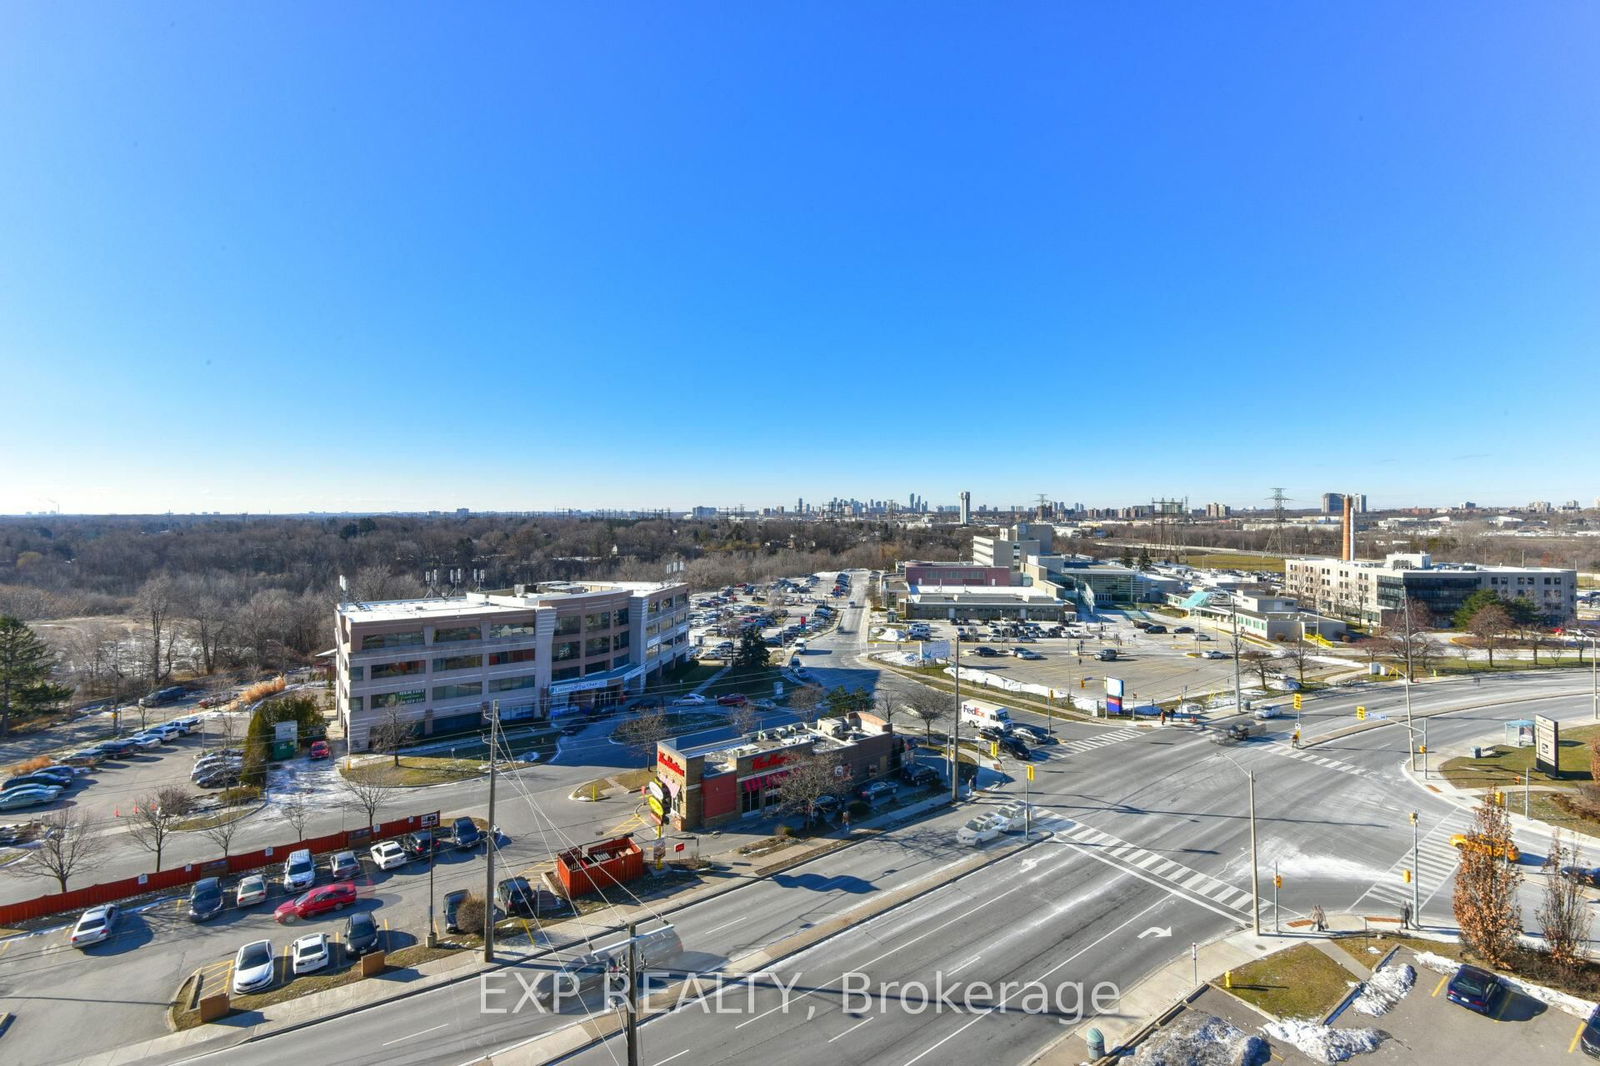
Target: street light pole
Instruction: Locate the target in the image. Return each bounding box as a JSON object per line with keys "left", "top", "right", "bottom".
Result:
{"left": 1216, "top": 751, "right": 1261, "bottom": 936}
{"left": 1410, "top": 811, "right": 1420, "bottom": 929}
{"left": 1403, "top": 600, "right": 1418, "bottom": 771}
{"left": 1231, "top": 601, "right": 1243, "bottom": 714}
{"left": 950, "top": 631, "right": 961, "bottom": 804}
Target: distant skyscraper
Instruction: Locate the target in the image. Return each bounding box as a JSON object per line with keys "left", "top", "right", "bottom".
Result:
{"left": 959, "top": 491, "right": 971, "bottom": 525}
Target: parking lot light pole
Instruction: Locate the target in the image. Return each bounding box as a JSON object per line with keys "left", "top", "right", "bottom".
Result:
{"left": 950, "top": 632, "right": 961, "bottom": 804}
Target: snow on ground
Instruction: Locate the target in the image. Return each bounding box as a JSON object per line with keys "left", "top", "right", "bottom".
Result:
{"left": 1262, "top": 1019, "right": 1383, "bottom": 1063}
{"left": 1417, "top": 950, "right": 1598, "bottom": 1020}
{"left": 1259, "top": 841, "right": 1392, "bottom": 885}
{"left": 1132, "top": 1014, "right": 1270, "bottom": 1066}
{"left": 1352, "top": 963, "right": 1415, "bottom": 1016}
{"left": 259, "top": 757, "right": 350, "bottom": 825}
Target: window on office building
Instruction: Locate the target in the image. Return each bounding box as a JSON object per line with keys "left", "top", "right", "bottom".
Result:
{"left": 362, "top": 630, "right": 423, "bottom": 651}
{"left": 433, "top": 625, "right": 482, "bottom": 643}
{"left": 552, "top": 666, "right": 580, "bottom": 682}
{"left": 554, "top": 640, "right": 580, "bottom": 662}
{"left": 371, "top": 660, "right": 425, "bottom": 680}
{"left": 615, "top": 631, "right": 630, "bottom": 649}
{"left": 348, "top": 665, "right": 364, "bottom": 681}
{"left": 348, "top": 695, "right": 363, "bottom": 712}
{"left": 614, "top": 607, "right": 629, "bottom": 626}
{"left": 488, "top": 648, "right": 536, "bottom": 666}
{"left": 371, "top": 690, "right": 425, "bottom": 708}
{"left": 433, "top": 654, "right": 482, "bottom": 672}
{"left": 490, "top": 676, "right": 537, "bottom": 692}
{"left": 585, "top": 661, "right": 609, "bottom": 675}
{"left": 491, "top": 621, "right": 538, "bottom": 639}
{"left": 433, "top": 682, "right": 483, "bottom": 701}
{"left": 585, "top": 636, "right": 611, "bottom": 657}
{"left": 554, "top": 615, "right": 581, "bottom": 636}
{"left": 585, "top": 611, "right": 611, "bottom": 630}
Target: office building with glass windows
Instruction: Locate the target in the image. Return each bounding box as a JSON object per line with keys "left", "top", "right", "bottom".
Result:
{"left": 1283, "top": 552, "right": 1575, "bottom": 628}
{"left": 335, "top": 580, "right": 690, "bottom": 751}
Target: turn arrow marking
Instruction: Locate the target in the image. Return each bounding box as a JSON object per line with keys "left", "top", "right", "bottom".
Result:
{"left": 1138, "top": 926, "right": 1173, "bottom": 939}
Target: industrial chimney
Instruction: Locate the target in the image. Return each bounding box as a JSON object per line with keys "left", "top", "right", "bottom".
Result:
{"left": 1342, "top": 494, "right": 1355, "bottom": 561}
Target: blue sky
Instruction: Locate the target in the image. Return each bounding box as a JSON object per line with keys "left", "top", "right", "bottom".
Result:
{"left": 2, "top": 3, "right": 1597, "bottom": 515}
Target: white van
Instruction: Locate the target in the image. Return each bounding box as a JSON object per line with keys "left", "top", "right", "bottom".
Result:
{"left": 282, "top": 848, "right": 316, "bottom": 891}
{"left": 960, "top": 703, "right": 1014, "bottom": 731}
{"left": 908, "top": 622, "right": 931, "bottom": 638}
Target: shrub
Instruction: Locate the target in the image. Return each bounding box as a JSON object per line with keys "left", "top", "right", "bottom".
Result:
{"left": 219, "top": 785, "right": 264, "bottom": 807}
{"left": 847, "top": 800, "right": 870, "bottom": 819}
{"left": 776, "top": 824, "right": 795, "bottom": 839}
{"left": 456, "top": 893, "right": 490, "bottom": 937}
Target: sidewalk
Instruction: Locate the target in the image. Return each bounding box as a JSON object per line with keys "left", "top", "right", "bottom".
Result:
{"left": 71, "top": 788, "right": 963, "bottom": 1066}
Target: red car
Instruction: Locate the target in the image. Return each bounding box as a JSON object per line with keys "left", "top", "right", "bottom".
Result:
{"left": 716, "top": 693, "right": 748, "bottom": 706}
{"left": 274, "top": 882, "right": 358, "bottom": 923}
{"left": 308, "top": 740, "right": 331, "bottom": 760}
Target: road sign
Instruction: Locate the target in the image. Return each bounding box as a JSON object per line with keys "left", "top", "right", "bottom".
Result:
{"left": 647, "top": 796, "right": 666, "bottom": 821}
{"left": 1292, "top": 693, "right": 1303, "bottom": 711}
{"left": 1356, "top": 706, "right": 1367, "bottom": 720}
{"left": 1535, "top": 715, "right": 1560, "bottom": 775}
{"left": 420, "top": 811, "right": 440, "bottom": 829}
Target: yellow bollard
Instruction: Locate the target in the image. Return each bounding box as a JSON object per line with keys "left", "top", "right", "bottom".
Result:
{"left": 1224, "top": 970, "right": 1232, "bottom": 989}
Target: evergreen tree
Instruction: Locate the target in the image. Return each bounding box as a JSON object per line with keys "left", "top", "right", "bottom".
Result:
{"left": 0, "top": 616, "right": 73, "bottom": 736}
{"left": 733, "top": 630, "right": 770, "bottom": 670}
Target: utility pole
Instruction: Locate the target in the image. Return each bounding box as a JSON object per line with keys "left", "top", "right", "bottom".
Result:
{"left": 950, "top": 631, "right": 962, "bottom": 804}
{"left": 1231, "top": 601, "right": 1243, "bottom": 714}
{"left": 1403, "top": 599, "right": 1418, "bottom": 771}
{"left": 427, "top": 834, "right": 437, "bottom": 947}
{"left": 1410, "top": 811, "right": 1420, "bottom": 929}
{"left": 482, "top": 701, "right": 498, "bottom": 964}
{"left": 1249, "top": 769, "right": 1260, "bottom": 936}
{"left": 625, "top": 920, "right": 640, "bottom": 1066}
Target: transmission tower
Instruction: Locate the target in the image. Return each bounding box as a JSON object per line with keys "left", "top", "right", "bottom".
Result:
{"left": 1035, "top": 494, "right": 1053, "bottom": 521}
{"left": 1266, "top": 487, "right": 1291, "bottom": 555}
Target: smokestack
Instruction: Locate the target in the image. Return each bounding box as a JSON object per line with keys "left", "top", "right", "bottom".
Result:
{"left": 1342, "top": 494, "right": 1354, "bottom": 561}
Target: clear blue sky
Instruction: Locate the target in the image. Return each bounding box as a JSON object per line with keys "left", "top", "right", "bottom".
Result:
{"left": 3, "top": 3, "right": 1597, "bottom": 515}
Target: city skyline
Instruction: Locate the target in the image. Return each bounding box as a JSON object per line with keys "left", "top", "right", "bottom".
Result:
{"left": 4, "top": 5, "right": 1597, "bottom": 514}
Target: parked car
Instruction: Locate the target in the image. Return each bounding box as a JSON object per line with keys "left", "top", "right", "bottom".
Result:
{"left": 171, "top": 715, "right": 203, "bottom": 733}
{"left": 1451, "top": 833, "right": 1520, "bottom": 863}
{"left": 443, "top": 888, "right": 470, "bottom": 933}
{"left": 0, "top": 788, "right": 57, "bottom": 811}
{"left": 308, "top": 740, "right": 331, "bottom": 760}
{"left": 282, "top": 848, "right": 317, "bottom": 891}
{"left": 291, "top": 932, "right": 331, "bottom": 975}
{"left": 3, "top": 774, "right": 69, "bottom": 793}
{"left": 401, "top": 830, "right": 443, "bottom": 860}
{"left": 236, "top": 874, "right": 269, "bottom": 907}
{"left": 370, "top": 840, "right": 408, "bottom": 870}
{"left": 69, "top": 904, "right": 119, "bottom": 948}
{"left": 1581, "top": 1005, "right": 1600, "bottom": 1058}
{"left": 451, "top": 816, "right": 484, "bottom": 850}
{"left": 495, "top": 876, "right": 571, "bottom": 918}
{"left": 188, "top": 877, "right": 226, "bottom": 922}
{"left": 900, "top": 763, "right": 940, "bottom": 787}
{"left": 232, "top": 939, "right": 277, "bottom": 996}
{"left": 274, "top": 882, "right": 359, "bottom": 923}
{"left": 60, "top": 750, "right": 104, "bottom": 768}
{"left": 97, "top": 738, "right": 139, "bottom": 757}
{"left": 27, "top": 766, "right": 77, "bottom": 784}
{"left": 344, "top": 910, "right": 381, "bottom": 955}
{"left": 957, "top": 815, "right": 1002, "bottom": 846}
{"left": 1445, "top": 964, "right": 1503, "bottom": 1015}
{"left": 328, "top": 850, "right": 361, "bottom": 880}
{"left": 1173, "top": 626, "right": 1194, "bottom": 634}
{"left": 194, "top": 769, "right": 241, "bottom": 789}
{"left": 860, "top": 780, "right": 897, "bottom": 805}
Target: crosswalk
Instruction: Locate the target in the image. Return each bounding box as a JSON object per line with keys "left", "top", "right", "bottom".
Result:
{"left": 1058, "top": 727, "right": 1143, "bottom": 757}
{"left": 1033, "top": 811, "right": 1257, "bottom": 919}
{"left": 1267, "top": 743, "right": 1384, "bottom": 782}
{"left": 1353, "top": 815, "right": 1469, "bottom": 915}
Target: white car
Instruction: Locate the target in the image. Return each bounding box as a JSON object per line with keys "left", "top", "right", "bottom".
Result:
{"left": 1254, "top": 704, "right": 1284, "bottom": 720}
{"left": 370, "top": 840, "right": 408, "bottom": 870}
{"left": 235, "top": 874, "right": 268, "bottom": 907}
{"left": 232, "top": 939, "right": 277, "bottom": 996}
{"left": 1201, "top": 649, "right": 1229, "bottom": 660}
{"left": 992, "top": 802, "right": 1033, "bottom": 833}
{"left": 672, "top": 694, "right": 707, "bottom": 706}
{"left": 69, "top": 904, "right": 119, "bottom": 948}
{"left": 291, "top": 932, "right": 331, "bottom": 975}
{"left": 126, "top": 733, "right": 165, "bottom": 750}
{"left": 957, "top": 815, "right": 1003, "bottom": 846}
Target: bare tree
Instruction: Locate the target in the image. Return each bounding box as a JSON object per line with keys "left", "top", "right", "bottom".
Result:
{"left": 368, "top": 705, "right": 416, "bottom": 766}
{"left": 613, "top": 706, "right": 671, "bottom": 762}
{"left": 135, "top": 574, "right": 176, "bottom": 687}
{"left": 202, "top": 808, "right": 246, "bottom": 860}
{"left": 1469, "top": 604, "right": 1514, "bottom": 669}
{"left": 900, "top": 685, "right": 949, "bottom": 744}
{"left": 1538, "top": 831, "right": 1590, "bottom": 973}
{"left": 124, "top": 786, "right": 195, "bottom": 871}
{"left": 1240, "top": 648, "right": 1274, "bottom": 689}
{"left": 341, "top": 773, "right": 392, "bottom": 833}
{"left": 1279, "top": 642, "right": 1311, "bottom": 686}
{"left": 726, "top": 699, "right": 758, "bottom": 739}
{"left": 281, "top": 789, "right": 312, "bottom": 841}
{"left": 175, "top": 571, "right": 241, "bottom": 676}
{"left": 776, "top": 752, "right": 851, "bottom": 829}
{"left": 5, "top": 810, "right": 104, "bottom": 892}
{"left": 786, "top": 684, "right": 824, "bottom": 725}
{"left": 1452, "top": 795, "right": 1523, "bottom": 966}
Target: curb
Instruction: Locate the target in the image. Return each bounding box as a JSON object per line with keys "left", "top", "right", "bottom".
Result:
{"left": 1301, "top": 681, "right": 1599, "bottom": 751}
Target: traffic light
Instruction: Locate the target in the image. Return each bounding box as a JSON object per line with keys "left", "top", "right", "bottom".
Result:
{"left": 1026, "top": 764, "right": 1035, "bottom": 782}
{"left": 1273, "top": 874, "right": 1283, "bottom": 889}
{"left": 1410, "top": 811, "right": 1418, "bottom": 825}
{"left": 1356, "top": 706, "right": 1367, "bottom": 721}
{"left": 990, "top": 741, "right": 1000, "bottom": 758}
{"left": 1292, "top": 693, "right": 1303, "bottom": 711}
{"left": 1404, "top": 869, "right": 1413, "bottom": 884}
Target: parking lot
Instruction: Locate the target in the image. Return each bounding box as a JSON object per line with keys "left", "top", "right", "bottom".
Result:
{"left": 902, "top": 613, "right": 1262, "bottom": 708}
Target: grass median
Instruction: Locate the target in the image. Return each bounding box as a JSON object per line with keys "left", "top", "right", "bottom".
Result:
{"left": 1439, "top": 724, "right": 1600, "bottom": 792}
{"left": 1214, "top": 942, "right": 1355, "bottom": 1020}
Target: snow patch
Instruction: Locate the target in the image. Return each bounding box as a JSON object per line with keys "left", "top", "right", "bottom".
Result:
{"left": 1414, "top": 951, "right": 1457, "bottom": 975}
{"left": 1131, "top": 1014, "right": 1269, "bottom": 1066}
{"left": 1352, "top": 964, "right": 1414, "bottom": 1016}
{"left": 1263, "top": 1019, "right": 1383, "bottom": 1063}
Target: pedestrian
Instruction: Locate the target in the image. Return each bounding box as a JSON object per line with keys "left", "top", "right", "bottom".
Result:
{"left": 1312, "top": 904, "right": 1327, "bottom": 932}
{"left": 1401, "top": 901, "right": 1413, "bottom": 929}
{"left": 842, "top": 810, "right": 851, "bottom": 832}
{"left": 1159, "top": 711, "right": 1167, "bottom": 726}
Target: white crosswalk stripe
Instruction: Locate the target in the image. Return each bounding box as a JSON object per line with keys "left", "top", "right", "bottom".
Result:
{"left": 1269, "top": 744, "right": 1383, "bottom": 781}
{"left": 1353, "top": 814, "right": 1472, "bottom": 914}
{"left": 1033, "top": 812, "right": 1255, "bottom": 915}
{"left": 1059, "top": 727, "right": 1142, "bottom": 756}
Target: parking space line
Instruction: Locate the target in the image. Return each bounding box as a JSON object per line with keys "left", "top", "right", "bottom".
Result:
{"left": 1493, "top": 990, "right": 1511, "bottom": 1022}
{"left": 1433, "top": 974, "right": 1448, "bottom": 997}
{"left": 1572, "top": 1021, "right": 1585, "bottom": 1053}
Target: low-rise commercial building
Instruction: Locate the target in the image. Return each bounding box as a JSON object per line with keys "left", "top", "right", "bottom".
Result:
{"left": 900, "top": 583, "right": 1072, "bottom": 621}
{"left": 335, "top": 580, "right": 690, "bottom": 751}
{"left": 654, "top": 719, "right": 905, "bottom": 830}
{"left": 1284, "top": 552, "right": 1576, "bottom": 627}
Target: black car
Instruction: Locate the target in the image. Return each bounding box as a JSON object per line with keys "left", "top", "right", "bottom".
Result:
{"left": 976, "top": 726, "right": 1008, "bottom": 742}
{"left": 999, "top": 735, "right": 1031, "bottom": 759}
{"left": 900, "top": 763, "right": 940, "bottom": 787}
{"left": 1144, "top": 625, "right": 1167, "bottom": 634}
{"left": 495, "top": 876, "right": 570, "bottom": 918}
{"left": 344, "top": 910, "right": 381, "bottom": 956}
{"left": 401, "top": 830, "right": 443, "bottom": 860}
{"left": 188, "top": 877, "right": 226, "bottom": 922}
{"left": 1581, "top": 1005, "right": 1600, "bottom": 1058}
{"left": 452, "top": 817, "right": 484, "bottom": 850}
{"left": 97, "top": 738, "right": 139, "bottom": 757}
{"left": 195, "top": 770, "right": 240, "bottom": 789}
{"left": 1173, "top": 626, "right": 1194, "bottom": 634}
{"left": 1445, "top": 964, "right": 1503, "bottom": 1015}
{"left": 443, "top": 888, "right": 470, "bottom": 933}
{"left": 1562, "top": 866, "right": 1600, "bottom": 887}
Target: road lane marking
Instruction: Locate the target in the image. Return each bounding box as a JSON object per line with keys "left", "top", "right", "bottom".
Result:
{"left": 944, "top": 953, "right": 982, "bottom": 976}
{"left": 1433, "top": 974, "right": 1448, "bottom": 997}
{"left": 828, "top": 1017, "right": 873, "bottom": 1043}
{"left": 697, "top": 916, "right": 748, "bottom": 937}
{"left": 383, "top": 1023, "right": 448, "bottom": 1046}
